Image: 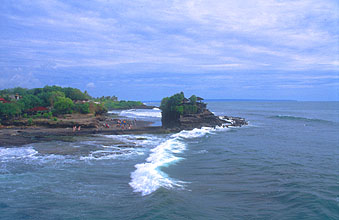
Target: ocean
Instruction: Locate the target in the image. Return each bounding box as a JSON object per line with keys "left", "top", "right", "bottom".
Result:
{"left": 0, "top": 101, "right": 338, "bottom": 219}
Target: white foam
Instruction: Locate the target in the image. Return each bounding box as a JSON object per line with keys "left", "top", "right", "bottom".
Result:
{"left": 0, "top": 146, "right": 73, "bottom": 166}
{"left": 129, "top": 127, "right": 221, "bottom": 196}
{"left": 80, "top": 149, "right": 144, "bottom": 161}
{"left": 0, "top": 147, "right": 38, "bottom": 162}
{"left": 173, "top": 127, "right": 213, "bottom": 139}
{"left": 119, "top": 109, "right": 161, "bottom": 118}
{"left": 129, "top": 138, "right": 185, "bottom": 196}
{"left": 103, "top": 134, "right": 162, "bottom": 147}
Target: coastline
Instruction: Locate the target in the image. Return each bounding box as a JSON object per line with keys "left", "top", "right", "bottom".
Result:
{"left": 0, "top": 120, "right": 177, "bottom": 147}
{"left": 0, "top": 107, "right": 247, "bottom": 147}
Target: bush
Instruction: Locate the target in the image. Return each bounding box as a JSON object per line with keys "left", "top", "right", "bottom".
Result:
{"left": 43, "top": 112, "right": 52, "bottom": 118}
{"left": 18, "top": 94, "right": 42, "bottom": 110}
{"left": 27, "top": 118, "right": 33, "bottom": 125}
{"left": 0, "top": 102, "right": 22, "bottom": 119}
{"left": 53, "top": 97, "right": 74, "bottom": 115}
{"left": 74, "top": 103, "right": 90, "bottom": 114}
{"left": 103, "top": 100, "right": 144, "bottom": 110}
{"left": 94, "top": 104, "right": 107, "bottom": 115}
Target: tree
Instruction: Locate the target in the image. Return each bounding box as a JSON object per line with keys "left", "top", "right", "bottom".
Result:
{"left": 18, "top": 94, "right": 43, "bottom": 110}
{"left": 74, "top": 103, "right": 90, "bottom": 114}
{"left": 0, "top": 102, "right": 22, "bottom": 119}
{"left": 38, "top": 91, "right": 65, "bottom": 107}
{"left": 189, "top": 95, "right": 197, "bottom": 104}
{"left": 63, "top": 87, "right": 89, "bottom": 100}
{"left": 160, "top": 92, "right": 185, "bottom": 127}
{"left": 53, "top": 97, "right": 74, "bottom": 115}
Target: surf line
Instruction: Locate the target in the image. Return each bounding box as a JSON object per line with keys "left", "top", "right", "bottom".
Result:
{"left": 129, "top": 127, "right": 216, "bottom": 196}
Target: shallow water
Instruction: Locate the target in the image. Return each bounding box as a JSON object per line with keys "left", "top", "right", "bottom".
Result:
{"left": 1, "top": 101, "right": 338, "bottom": 219}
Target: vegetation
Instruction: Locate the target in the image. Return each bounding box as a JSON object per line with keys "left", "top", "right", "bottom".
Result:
{"left": 0, "top": 85, "right": 106, "bottom": 121}
{"left": 102, "top": 100, "right": 144, "bottom": 110}
{"left": 53, "top": 97, "right": 74, "bottom": 115}
{"left": 0, "top": 102, "right": 22, "bottom": 119}
{"left": 160, "top": 92, "right": 203, "bottom": 126}
{"left": 0, "top": 85, "right": 149, "bottom": 124}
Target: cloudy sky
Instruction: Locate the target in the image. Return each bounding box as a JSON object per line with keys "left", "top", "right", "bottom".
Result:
{"left": 0, "top": 0, "right": 338, "bottom": 100}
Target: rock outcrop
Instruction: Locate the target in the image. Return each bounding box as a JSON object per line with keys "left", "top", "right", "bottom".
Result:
{"left": 178, "top": 109, "right": 224, "bottom": 129}
{"left": 163, "top": 109, "right": 247, "bottom": 130}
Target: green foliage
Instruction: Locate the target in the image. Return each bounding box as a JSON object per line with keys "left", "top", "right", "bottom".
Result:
{"left": 63, "top": 87, "right": 90, "bottom": 100}
{"left": 160, "top": 92, "right": 185, "bottom": 124}
{"left": 38, "top": 91, "right": 65, "bottom": 107}
{"left": 74, "top": 103, "right": 90, "bottom": 114}
{"left": 103, "top": 100, "right": 144, "bottom": 110}
{"left": 0, "top": 86, "right": 122, "bottom": 121}
{"left": 52, "top": 117, "right": 58, "bottom": 121}
{"left": 183, "top": 104, "right": 198, "bottom": 114}
{"left": 0, "top": 87, "right": 28, "bottom": 97}
{"left": 43, "top": 112, "right": 50, "bottom": 118}
{"left": 189, "top": 95, "right": 197, "bottom": 104}
{"left": 175, "top": 106, "right": 184, "bottom": 115}
{"left": 18, "top": 94, "right": 42, "bottom": 110}
{"left": 0, "top": 102, "right": 22, "bottom": 119}
{"left": 23, "top": 113, "right": 28, "bottom": 118}
{"left": 160, "top": 92, "right": 202, "bottom": 127}
{"left": 53, "top": 97, "right": 74, "bottom": 115}
{"left": 27, "top": 118, "right": 33, "bottom": 125}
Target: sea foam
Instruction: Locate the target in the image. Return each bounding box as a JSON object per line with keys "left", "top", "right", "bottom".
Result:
{"left": 119, "top": 109, "right": 161, "bottom": 118}
{"left": 129, "top": 127, "right": 222, "bottom": 196}
{"left": 0, "top": 147, "right": 38, "bottom": 162}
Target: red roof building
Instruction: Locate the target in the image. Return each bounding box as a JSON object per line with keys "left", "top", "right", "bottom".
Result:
{"left": 0, "top": 98, "right": 10, "bottom": 103}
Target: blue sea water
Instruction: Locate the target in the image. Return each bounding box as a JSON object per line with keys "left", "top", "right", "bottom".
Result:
{"left": 0, "top": 101, "right": 338, "bottom": 219}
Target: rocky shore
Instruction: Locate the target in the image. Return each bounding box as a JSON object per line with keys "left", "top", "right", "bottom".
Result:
{"left": 0, "top": 109, "right": 247, "bottom": 147}
{"left": 169, "top": 109, "right": 248, "bottom": 130}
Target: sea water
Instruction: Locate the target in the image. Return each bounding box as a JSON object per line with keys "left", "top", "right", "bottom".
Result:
{"left": 0, "top": 101, "right": 338, "bottom": 219}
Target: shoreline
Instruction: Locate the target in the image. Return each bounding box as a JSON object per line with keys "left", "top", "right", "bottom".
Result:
{"left": 0, "top": 121, "right": 177, "bottom": 148}
{"left": 0, "top": 111, "right": 247, "bottom": 147}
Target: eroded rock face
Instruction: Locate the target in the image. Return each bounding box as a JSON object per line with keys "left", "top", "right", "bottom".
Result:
{"left": 162, "top": 109, "right": 248, "bottom": 130}
{"left": 178, "top": 109, "right": 224, "bottom": 129}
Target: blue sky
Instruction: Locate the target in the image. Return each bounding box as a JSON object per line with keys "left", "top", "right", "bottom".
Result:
{"left": 0, "top": 0, "right": 338, "bottom": 101}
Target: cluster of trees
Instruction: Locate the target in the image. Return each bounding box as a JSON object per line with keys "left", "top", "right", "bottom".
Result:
{"left": 0, "top": 86, "right": 106, "bottom": 121}
{"left": 102, "top": 100, "right": 144, "bottom": 110}
{"left": 94, "top": 96, "right": 118, "bottom": 102}
{"left": 160, "top": 92, "right": 202, "bottom": 126}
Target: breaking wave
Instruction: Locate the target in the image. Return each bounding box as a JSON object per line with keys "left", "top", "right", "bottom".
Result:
{"left": 129, "top": 126, "right": 228, "bottom": 196}
{"left": 118, "top": 109, "right": 161, "bottom": 119}
{"left": 0, "top": 147, "right": 38, "bottom": 162}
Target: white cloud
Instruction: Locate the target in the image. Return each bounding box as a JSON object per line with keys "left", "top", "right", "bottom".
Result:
{"left": 86, "top": 82, "right": 95, "bottom": 88}
{"left": 0, "top": 0, "right": 337, "bottom": 77}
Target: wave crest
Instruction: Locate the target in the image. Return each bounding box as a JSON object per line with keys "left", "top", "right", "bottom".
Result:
{"left": 129, "top": 126, "right": 227, "bottom": 196}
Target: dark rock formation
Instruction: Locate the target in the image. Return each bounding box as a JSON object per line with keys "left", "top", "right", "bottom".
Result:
{"left": 218, "top": 116, "right": 248, "bottom": 127}
{"left": 178, "top": 109, "right": 225, "bottom": 129}
{"left": 163, "top": 109, "right": 247, "bottom": 130}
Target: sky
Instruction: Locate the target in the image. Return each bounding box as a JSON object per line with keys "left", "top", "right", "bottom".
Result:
{"left": 0, "top": 0, "right": 338, "bottom": 101}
